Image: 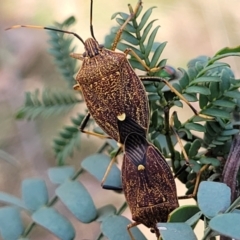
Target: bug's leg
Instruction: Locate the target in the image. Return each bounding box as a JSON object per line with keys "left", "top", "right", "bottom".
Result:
{"left": 140, "top": 76, "right": 214, "bottom": 120}
{"left": 124, "top": 48, "right": 161, "bottom": 73}
{"left": 73, "top": 82, "right": 81, "bottom": 91}
{"left": 101, "top": 146, "right": 123, "bottom": 190}
{"left": 127, "top": 222, "right": 141, "bottom": 240}
{"left": 79, "top": 112, "right": 111, "bottom": 139}
{"left": 69, "top": 53, "right": 84, "bottom": 61}
{"left": 111, "top": 0, "right": 143, "bottom": 51}
{"left": 178, "top": 164, "right": 209, "bottom": 199}
{"left": 169, "top": 112, "right": 210, "bottom": 199}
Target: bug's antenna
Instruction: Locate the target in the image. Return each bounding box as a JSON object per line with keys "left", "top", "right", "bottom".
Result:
{"left": 90, "top": 0, "right": 96, "bottom": 40}
{"left": 5, "top": 25, "right": 85, "bottom": 46}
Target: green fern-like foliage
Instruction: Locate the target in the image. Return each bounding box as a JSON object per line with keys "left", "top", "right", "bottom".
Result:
{"left": 47, "top": 16, "right": 79, "bottom": 87}
{"left": 16, "top": 89, "right": 82, "bottom": 120}
{"left": 53, "top": 114, "right": 85, "bottom": 165}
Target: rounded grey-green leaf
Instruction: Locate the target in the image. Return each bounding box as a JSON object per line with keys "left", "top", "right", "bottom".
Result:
{"left": 185, "top": 123, "right": 205, "bottom": 133}
{"left": 101, "top": 215, "right": 147, "bottom": 240}
{"left": 96, "top": 204, "right": 116, "bottom": 222}
{"left": 189, "top": 160, "right": 202, "bottom": 173}
{"left": 189, "top": 139, "right": 202, "bottom": 158}
{"left": 56, "top": 180, "right": 97, "bottom": 223}
{"left": 0, "top": 207, "right": 24, "bottom": 240}
{"left": 157, "top": 223, "right": 197, "bottom": 240}
{"left": 221, "top": 129, "right": 239, "bottom": 136}
{"left": 48, "top": 166, "right": 75, "bottom": 184}
{"left": 169, "top": 205, "right": 200, "bottom": 225}
{"left": 172, "top": 113, "right": 182, "bottom": 129}
{"left": 220, "top": 68, "right": 231, "bottom": 92}
{"left": 178, "top": 128, "right": 193, "bottom": 139}
{"left": 32, "top": 207, "right": 75, "bottom": 240}
{"left": 199, "top": 94, "right": 208, "bottom": 109}
{"left": 185, "top": 86, "right": 211, "bottom": 95}
{"left": 178, "top": 68, "right": 190, "bottom": 89}
{"left": 190, "top": 76, "right": 220, "bottom": 85}
{"left": 81, "top": 154, "right": 122, "bottom": 189}
{"left": 212, "top": 99, "right": 236, "bottom": 108}
{"left": 0, "top": 192, "right": 27, "bottom": 210}
{"left": 148, "top": 94, "right": 160, "bottom": 101}
{"left": 22, "top": 178, "right": 48, "bottom": 211}
{"left": 182, "top": 93, "right": 198, "bottom": 102}
{"left": 224, "top": 90, "right": 240, "bottom": 99}
{"left": 201, "top": 108, "right": 230, "bottom": 119}
{"left": 209, "top": 213, "right": 240, "bottom": 239}
{"left": 197, "top": 181, "right": 231, "bottom": 218}
{"left": 199, "top": 157, "right": 220, "bottom": 166}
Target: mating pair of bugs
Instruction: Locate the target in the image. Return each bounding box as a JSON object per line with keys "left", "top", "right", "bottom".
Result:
{"left": 6, "top": 0, "right": 206, "bottom": 239}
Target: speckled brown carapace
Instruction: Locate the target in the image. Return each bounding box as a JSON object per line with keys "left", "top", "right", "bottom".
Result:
{"left": 120, "top": 120, "right": 179, "bottom": 238}
{"left": 75, "top": 38, "right": 149, "bottom": 143}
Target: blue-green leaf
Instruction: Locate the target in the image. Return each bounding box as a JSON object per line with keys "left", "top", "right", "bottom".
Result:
{"left": 189, "top": 139, "right": 201, "bottom": 158}
{"left": 209, "top": 213, "right": 240, "bottom": 239}
{"left": 201, "top": 108, "right": 230, "bottom": 119}
{"left": 22, "top": 179, "right": 48, "bottom": 211}
{"left": 189, "top": 76, "right": 220, "bottom": 85}
{"left": 197, "top": 181, "right": 231, "bottom": 218}
{"left": 169, "top": 205, "right": 200, "bottom": 224}
{"left": 81, "top": 154, "right": 122, "bottom": 189}
{"left": 141, "top": 19, "right": 158, "bottom": 44}
{"left": 101, "top": 215, "right": 147, "bottom": 240}
{"left": 185, "top": 123, "right": 205, "bottom": 132}
{"left": 116, "top": 18, "right": 136, "bottom": 33}
{"left": 0, "top": 192, "right": 27, "bottom": 210}
{"left": 214, "top": 46, "right": 240, "bottom": 56}
{"left": 48, "top": 166, "right": 75, "bottom": 184}
{"left": 224, "top": 90, "right": 240, "bottom": 99}
{"left": 185, "top": 86, "right": 210, "bottom": 95}
{"left": 96, "top": 205, "right": 116, "bottom": 222}
{"left": 145, "top": 26, "right": 160, "bottom": 57}
{"left": 212, "top": 99, "right": 236, "bottom": 108}
{"left": 32, "top": 207, "right": 75, "bottom": 240}
{"left": 182, "top": 93, "right": 198, "bottom": 102}
{"left": 0, "top": 207, "right": 24, "bottom": 240}
{"left": 178, "top": 68, "right": 190, "bottom": 89}
{"left": 121, "top": 31, "right": 139, "bottom": 46}
{"left": 150, "top": 42, "right": 167, "bottom": 68}
{"left": 199, "top": 157, "right": 220, "bottom": 166}
{"left": 157, "top": 223, "right": 197, "bottom": 240}
{"left": 56, "top": 180, "right": 97, "bottom": 223}
{"left": 221, "top": 129, "right": 239, "bottom": 136}
{"left": 138, "top": 7, "right": 157, "bottom": 31}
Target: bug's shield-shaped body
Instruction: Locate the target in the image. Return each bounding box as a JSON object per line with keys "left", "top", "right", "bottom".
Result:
{"left": 121, "top": 123, "right": 179, "bottom": 232}
{"left": 75, "top": 38, "right": 149, "bottom": 143}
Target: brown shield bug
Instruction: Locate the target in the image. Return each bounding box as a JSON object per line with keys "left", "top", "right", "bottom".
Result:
{"left": 117, "top": 116, "right": 179, "bottom": 239}
{"left": 6, "top": 0, "right": 151, "bottom": 144}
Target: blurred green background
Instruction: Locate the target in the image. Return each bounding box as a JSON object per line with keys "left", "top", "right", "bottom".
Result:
{"left": 0, "top": 0, "right": 240, "bottom": 239}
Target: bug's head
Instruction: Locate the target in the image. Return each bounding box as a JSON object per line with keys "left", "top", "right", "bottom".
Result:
{"left": 83, "top": 38, "right": 104, "bottom": 58}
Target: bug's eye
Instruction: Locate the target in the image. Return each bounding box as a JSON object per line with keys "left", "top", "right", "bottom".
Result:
{"left": 83, "top": 52, "right": 87, "bottom": 57}
{"left": 150, "top": 228, "right": 155, "bottom": 233}
{"left": 99, "top": 44, "right": 104, "bottom": 49}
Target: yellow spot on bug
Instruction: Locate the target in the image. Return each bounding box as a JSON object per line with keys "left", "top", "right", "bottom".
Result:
{"left": 138, "top": 164, "right": 145, "bottom": 171}
{"left": 117, "top": 113, "right": 126, "bottom": 121}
